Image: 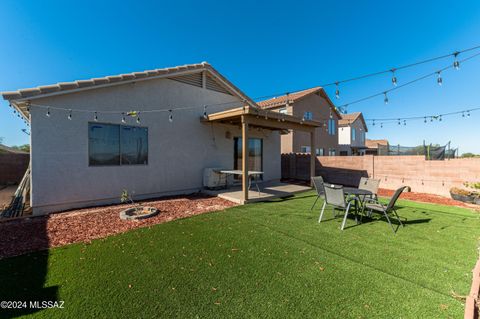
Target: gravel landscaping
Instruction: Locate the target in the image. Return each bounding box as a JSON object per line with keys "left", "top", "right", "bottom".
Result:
{"left": 0, "top": 194, "right": 236, "bottom": 259}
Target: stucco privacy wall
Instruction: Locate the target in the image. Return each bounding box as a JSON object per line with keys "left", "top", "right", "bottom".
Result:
{"left": 30, "top": 78, "right": 281, "bottom": 214}
{"left": 282, "top": 154, "right": 480, "bottom": 197}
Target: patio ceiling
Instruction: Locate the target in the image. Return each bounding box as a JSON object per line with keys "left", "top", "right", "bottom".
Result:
{"left": 203, "top": 105, "right": 321, "bottom": 132}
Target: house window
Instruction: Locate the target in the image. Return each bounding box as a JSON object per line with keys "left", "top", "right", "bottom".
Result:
{"left": 88, "top": 123, "right": 148, "bottom": 166}
{"left": 316, "top": 148, "right": 324, "bottom": 156}
{"left": 328, "top": 148, "right": 336, "bottom": 156}
{"left": 303, "top": 111, "right": 313, "bottom": 120}
{"left": 328, "top": 119, "right": 336, "bottom": 135}
{"left": 233, "top": 138, "right": 263, "bottom": 174}
{"left": 278, "top": 107, "right": 288, "bottom": 114}
{"left": 301, "top": 146, "right": 311, "bottom": 153}
{"left": 352, "top": 128, "right": 356, "bottom": 141}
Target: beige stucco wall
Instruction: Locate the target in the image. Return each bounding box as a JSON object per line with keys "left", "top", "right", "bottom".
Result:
{"left": 270, "top": 93, "right": 340, "bottom": 155}
{"left": 29, "top": 77, "right": 281, "bottom": 214}
{"left": 338, "top": 118, "right": 367, "bottom": 155}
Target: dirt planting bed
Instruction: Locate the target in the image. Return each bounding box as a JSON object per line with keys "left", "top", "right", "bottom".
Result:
{"left": 378, "top": 188, "right": 474, "bottom": 208}
{"left": 0, "top": 194, "right": 236, "bottom": 259}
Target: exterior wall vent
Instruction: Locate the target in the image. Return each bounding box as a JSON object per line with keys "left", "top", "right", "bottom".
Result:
{"left": 206, "top": 74, "right": 233, "bottom": 95}
{"left": 169, "top": 72, "right": 203, "bottom": 87}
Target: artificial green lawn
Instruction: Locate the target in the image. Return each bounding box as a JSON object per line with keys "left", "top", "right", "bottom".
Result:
{"left": 1, "top": 191, "right": 479, "bottom": 318}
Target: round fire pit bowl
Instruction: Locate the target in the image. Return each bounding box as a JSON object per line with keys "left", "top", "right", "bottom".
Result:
{"left": 120, "top": 207, "right": 159, "bottom": 221}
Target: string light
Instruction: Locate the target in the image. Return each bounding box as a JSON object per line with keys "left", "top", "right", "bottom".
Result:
{"left": 424, "top": 117, "right": 427, "bottom": 123}
{"left": 203, "top": 105, "right": 208, "bottom": 119}
{"left": 436, "top": 71, "right": 443, "bottom": 86}
{"left": 68, "top": 109, "right": 72, "bottom": 120}
{"left": 397, "top": 119, "right": 401, "bottom": 125}
{"left": 467, "top": 110, "right": 471, "bottom": 117}
{"left": 453, "top": 51, "right": 460, "bottom": 70}
{"left": 94, "top": 112, "right": 98, "bottom": 121}
{"left": 335, "top": 82, "right": 340, "bottom": 99}
{"left": 136, "top": 113, "right": 141, "bottom": 124}
{"left": 46, "top": 107, "right": 50, "bottom": 117}
{"left": 439, "top": 115, "right": 442, "bottom": 121}
{"left": 380, "top": 123, "right": 383, "bottom": 128}
{"left": 372, "top": 120, "right": 375, "bottom": 126}
{"left": 391, "top": 69, "right": 397, "bottom": 86}
{"left": 121, "top": 113, "right": 126, "bottom": 123}
{"left": 403, "top": 120, "right": 406, "bottom": 126}
{"left": 169, "top": 110, "right": 173, "bottom": 123}
{"left": 383, "top": 92, "right": 389, "bottom": 104}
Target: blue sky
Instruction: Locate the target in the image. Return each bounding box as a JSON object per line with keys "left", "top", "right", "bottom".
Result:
{"left": 1, "top": 0, "right": 480, "bottom": 153}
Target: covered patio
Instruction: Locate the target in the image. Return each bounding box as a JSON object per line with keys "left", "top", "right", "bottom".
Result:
{"left": 202, "top": 105, "right": 321, "bottom": 204}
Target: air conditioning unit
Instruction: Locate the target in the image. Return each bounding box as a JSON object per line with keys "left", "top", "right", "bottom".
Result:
{"left": 203, "top": 168, "right": 228, "bottom": 189}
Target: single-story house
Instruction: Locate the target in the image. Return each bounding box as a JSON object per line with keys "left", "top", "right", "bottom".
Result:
{"left": 338, "top": 112, "right": 368, "bottom": 156}
{"left": 2, "top": 62, "right": 320, "bottom": 215}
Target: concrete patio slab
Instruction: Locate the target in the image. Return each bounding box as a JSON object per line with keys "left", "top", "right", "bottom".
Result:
{"left": 202, "top": 181, "right": 311, "bottom": 204}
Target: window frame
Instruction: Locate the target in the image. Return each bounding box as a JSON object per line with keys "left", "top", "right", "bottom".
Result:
{"left": 88, "top": 122, "right": 149, "bottom": 167}
{"left": 303, "top": 111, "right": 313, "bottom": 120}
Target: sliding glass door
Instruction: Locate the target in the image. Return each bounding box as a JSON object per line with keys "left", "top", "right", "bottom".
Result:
{"left": 233, "top": 138, "right": 263, "bottom": 175}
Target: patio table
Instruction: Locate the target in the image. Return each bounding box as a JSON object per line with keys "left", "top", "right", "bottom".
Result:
{"left": 343, "top": 187, "right": 373, "bottom": 221}
{"left": 218, "top": 170, "right": 264, "bottom": 195}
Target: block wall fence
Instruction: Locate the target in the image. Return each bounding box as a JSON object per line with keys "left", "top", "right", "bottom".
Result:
{"left": 0, "top": 153, "right": 29, "bottom": 185}
{"left": 281, "top": 153, "right": 480, "bottom": 197}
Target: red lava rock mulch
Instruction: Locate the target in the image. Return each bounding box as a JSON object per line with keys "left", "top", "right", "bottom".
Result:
{"left": 378, "top": 188, "right": 473, "bottom": 208}
{"left": 0, "top": 194, "right": 236, "bottom": 260}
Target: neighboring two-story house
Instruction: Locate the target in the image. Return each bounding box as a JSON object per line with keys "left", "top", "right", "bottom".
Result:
{"left": 258, "top": 87, "right": 341, "bottom": 156}
{"left": 338, "top": 112, "right": 368, "bottom": 155}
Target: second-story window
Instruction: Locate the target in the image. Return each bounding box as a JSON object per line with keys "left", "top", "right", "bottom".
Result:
{"left": 303, "top": 111, "right": 313, "bottom": 120}
{"left": 278, "top": 108, "right": 288, "bottom": 114}
{"left": 328, "top": 119, "right": 336, "bottom": 135}
{"left": 352, "top": 128, "right": 356, "bottom": 141}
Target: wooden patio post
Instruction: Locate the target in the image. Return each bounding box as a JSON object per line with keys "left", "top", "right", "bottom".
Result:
{"left": 310, "top": 130, "right": 316, "bottom": 186}
{"left": 241, "top": 115, "right": 249, "bottom": 203}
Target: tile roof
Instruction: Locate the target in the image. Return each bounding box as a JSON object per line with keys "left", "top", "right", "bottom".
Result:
{"left": 2, "top": 62, "right": 258, "bottom": 121}
{"left": 256, "top": 86, "right": 342, "bottom": 118}
{"left": 257, "top": 87, "right": 322, "bottom": 108}
{"left": 2, "top": 63, "right": 208, "bottom": 100}
{"left": 338, "top": 112, "right": 368, "bottom": 132}
{"left": 365, "top": 139, "right": 389, "bottom": 149}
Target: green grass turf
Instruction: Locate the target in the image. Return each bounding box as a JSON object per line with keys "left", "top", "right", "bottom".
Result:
{"left": 1, "top": 191, "right": 479, "bottom": 318}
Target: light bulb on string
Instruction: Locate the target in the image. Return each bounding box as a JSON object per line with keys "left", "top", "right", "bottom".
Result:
{"left": 424, "top": 117, "right": 427, "bottom": 123}
{"left": 169, "top": 110, "right": 173, "bottom": 123}
{"left": 453, "top": 51, "right": 460, "bottom": 70}
{"left": 335, "top": 82, "right": 340, "bottom": 99}
{"left": 121, "top": 113, "right": 126, "bottom": 123}
{"left": 383, "top": 92, "right": 389, "bottom": 104}
{"left": 467, "top": 110, "right": 471, "bottom": 117}
{"left": 436, "top": 71, "right": 443, "bottom": 86}
{"left": 372, "top": 120, "right": 375, "bottom": 126}
{"left": 68, "top": 109, "right": 72, "bottom": 120}
{"left": 462, "top": 112, "right": 465, "bottom": 118}
{"left": 397, "top": 119, "right": 401, "bottom": 125}
{"left": 203, "top": 105, "right": 208, "bottom": 119}
{"left": 46, "top": 107, "right": 50, "bottom": 117}
{"left": 403, "top": 120, "right": 406, "bottom": 126}
{"left": 329, "top": 110, "right": 333, "bottom": 119}
{"left": 136, "top": 113, "right": 141, "bottom": 124}
{"left": 380, "top": 123, "right": 383, "bottom": 128}
{"left": 439, "top": 115, "right": 442, "bottom": 122}
{"left": 430, "top": 116, "right": 433, "bottom": 122}
{"left": 391, "top": 69, "right": 397, "bottom": 86}
{"left": 94, "top": 112, "right": 98, "bottom": 121}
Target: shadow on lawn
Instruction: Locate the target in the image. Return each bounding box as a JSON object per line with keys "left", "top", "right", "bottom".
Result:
{"left": 0, "top": 217, "right": 58, "bottom": 318}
